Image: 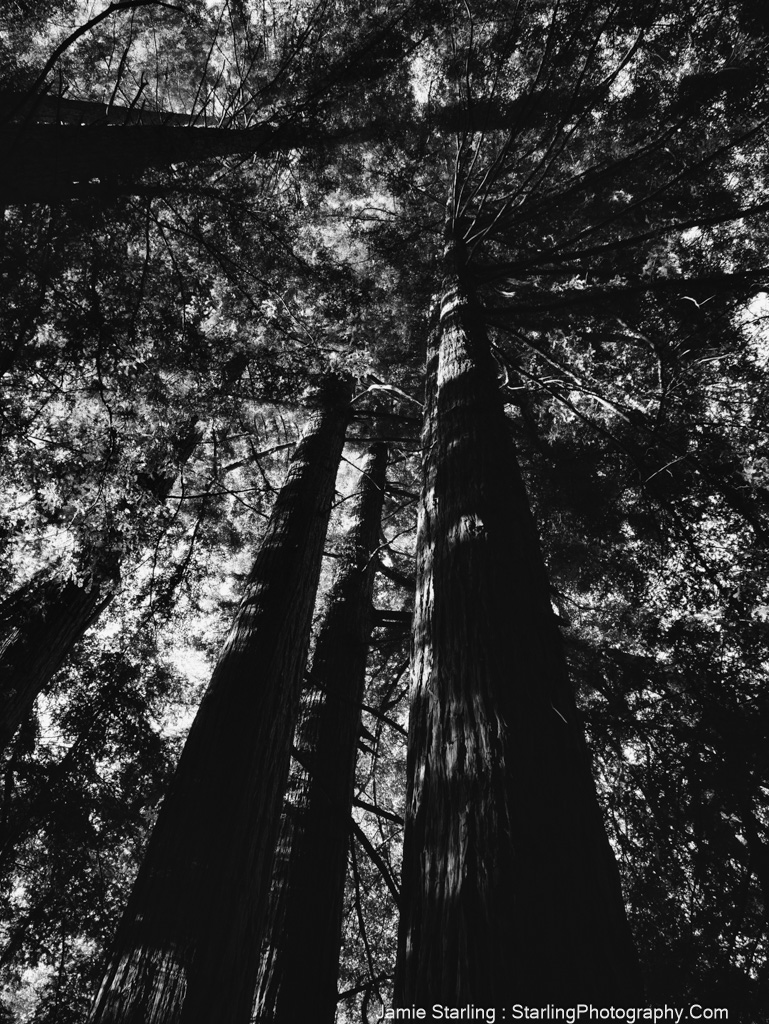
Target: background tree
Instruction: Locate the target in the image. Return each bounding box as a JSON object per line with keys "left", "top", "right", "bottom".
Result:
{"left": 0, "top": 416, "right": 202, "bottom": 753}
{"left": 396, "top": 264, "right": 639, "bottom": 1007}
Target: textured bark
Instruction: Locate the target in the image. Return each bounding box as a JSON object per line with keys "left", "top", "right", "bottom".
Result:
{"left": 0, "top": 574, "right": 110, "bottom": 752}
{"left": 394, "top": 254, "right": 640, "bottom": 1008}
{"left": 89, "top": 381, "right": 351, "bottom": 1024}
{"left": 254, "top": 442, "right": 388, "bottom": 1024}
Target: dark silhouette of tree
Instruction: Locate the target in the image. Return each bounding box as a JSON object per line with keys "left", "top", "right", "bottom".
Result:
{"left": 0, "top": 575, "right": 110, "bottom": 751}
{"left": 89, "top": 376, "right": 351, "bottom": 1024}
{"left": 254, "top": 441, "right": 388, "bottom": 1023}
{"left": 395, "top": 246, "right": 640, "bottom": 1008}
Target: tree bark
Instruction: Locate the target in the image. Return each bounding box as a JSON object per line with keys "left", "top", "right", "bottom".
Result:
{"left": 253, "top": 441, "right": 388, "bottom": 1024}
{"left": 394, "top": 249, "right": 641, "bottom": 1009}
{"left": 89, "top": 378, "right": 352, "bottom": 1024}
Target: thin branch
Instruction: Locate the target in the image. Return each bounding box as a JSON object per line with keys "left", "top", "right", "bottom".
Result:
{"left": 351, "top": 821, "right": 400, "bottom": 905}
{"left": 353, "top": 796, "right": 404, "bottom": 826}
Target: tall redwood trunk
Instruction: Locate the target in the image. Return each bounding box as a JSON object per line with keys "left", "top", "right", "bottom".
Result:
{"left": 0, "top": 124, "right": 294, "bottom": 203}
{"left": 394, "top": 251, "right": 640, "bottom": 1008}
{"left": 89, "top": 379, "right": 351, "bottom": 1024}
{"left": 0, "top": 419, "right": 201, "bottom": 754}
{"left": 254, "top": 441, "right": 388, "bottom": 1023}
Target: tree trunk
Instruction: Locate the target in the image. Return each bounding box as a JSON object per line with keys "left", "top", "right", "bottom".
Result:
{"left": 0, "top": 123, "right": 302, "bottom": 203}
{"left": 0, "top": 98, "right": 570, "bottom": 205}
{"left": 0, "top": 91, "right": 205, "bottom": 128}
{"left": 254, "top": 441, "right": 388, "bottom": 1023}
{"left": 394, "top": 249, "right": 641, "bottom": 1009}
{"left": 0, "top": 575, "right": 110, "bottom": 752}
{"left": 0, "top": 418, "right": 202, "bottom": 755}
{"left": 89, "top": 378, "right": 351, "bottom": 1024}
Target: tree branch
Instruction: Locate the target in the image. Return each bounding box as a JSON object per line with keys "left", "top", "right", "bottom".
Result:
{"left": 351, "top": 821, "right": 400, "bottom": 905}
{"left": 487, "top": 267, "right": 769, "bottom": 314}
{"left": 353, "top": 795, "right": 404, "bottom": 826}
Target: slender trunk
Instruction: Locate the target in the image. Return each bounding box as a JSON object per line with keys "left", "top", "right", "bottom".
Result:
{"left": 394, "top": 251, "right": 640, "bottom": 1008}
{"left": 254, "top": 442, "right": 388, "bottom": 1023}
{"left": 0, "top": 418, "right": 202, "bottom": 754}
{"left": 89, "top": 378, "right": 351, "bottom": 1024}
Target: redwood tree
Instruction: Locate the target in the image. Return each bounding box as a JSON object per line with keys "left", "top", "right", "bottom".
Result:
{"left": 3, "top": 0, "right": 769, "bottom": 1017}
{"left": 89, "top": 375, "right": 351, "bottom": 1024}
{"left": 395, "top": 243, "right": 640, "bottom": 1008}
{"left": 0, "top": 123, "right": 316, "bottom": 203}
{"left": 254, "top": 440, "right": 388, "bottom": 1024}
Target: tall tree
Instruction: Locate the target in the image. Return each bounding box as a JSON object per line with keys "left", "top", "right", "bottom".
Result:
{"left": 0, "top": 123, "right": 307, "bottom": 203}
{"left": 395, "top": 242, "right": 640, "bottom": 1008}
{"left": 89, "top": 375, "right": 351, "bottom": 1024}
{"left": 254, "top": 440, "right": 388, "bottom": 1023}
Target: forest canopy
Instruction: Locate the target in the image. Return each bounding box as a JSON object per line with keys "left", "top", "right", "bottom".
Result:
{"left": 1, "top": 0, "right": 768, "bottom": 1021}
